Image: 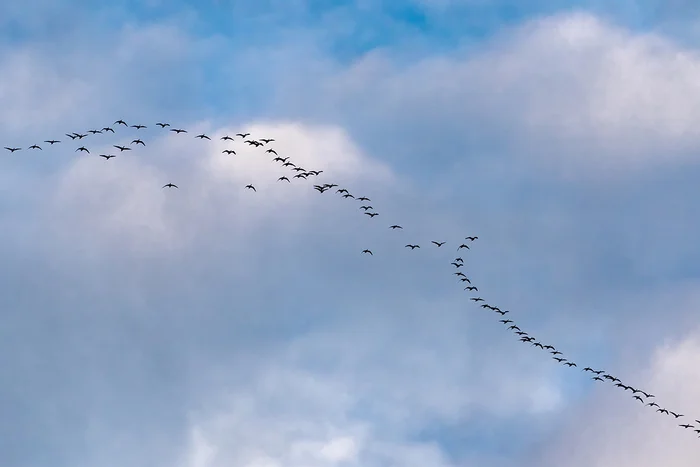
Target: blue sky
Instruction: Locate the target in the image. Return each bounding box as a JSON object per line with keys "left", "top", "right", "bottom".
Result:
{"left": 2, "top": 1, "right": 700, "bottom": 467}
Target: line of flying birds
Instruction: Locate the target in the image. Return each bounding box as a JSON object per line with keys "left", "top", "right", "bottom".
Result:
{"left": 4, "top": 118, "right": 699, "bottom": 440}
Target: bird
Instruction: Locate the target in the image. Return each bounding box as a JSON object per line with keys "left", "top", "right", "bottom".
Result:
{"left": 131, "top": 139, "right": 145, "bottom": 146}
{"left": 278, "top": 176, "right": 290, "bottom": 182}
{"left": 101, "top": 127, "right": 115, "bottom": 133}
{"left": 99, "top": 154, "right": 115, "bottom": 160}
{"left": 171, "top": 128, "right": 187, "bottom": 133}
{"left": 470, "top": 297, "right": 484, "bottom": 302}
{"left": 156, "top": 122, "right": 170, "bottom": 128}
{"left": 162, "top": 183, "right": 178, "bottom": 189}
{"left": 221, "top": 135, "right": 234, "bottom": 141}
{"left": 670, "top": 412, "right": 683, "bottom": 419}
{"left": 266, "top": 149, "right": 278, "bottom": 155}
{"left": 357, "top": 197, "right": 371, "bottom": 201}
{"left": 195, "top": 134, "right": 211, "bottom": 140}
{"left": 362, "top": 249, "right": 373, "bottom": 255}
{"left": 28, "top": 144, "right": 41, "bottom": 150}
{"left": 405, "top": 244, "right": 420, "bottom": 249}
{"left": 222, "top": 150, "right": 236, "bottom": 155}
{"left": 65, "top": 133, "right": 78, "bottom": 139}
{"left": 360, "top": 206, "right": 373, "bottom": 211}
{"left": 565, "top": 362, "right": 577, "bottom": 367}
{"left": 500, "top": 319, "right": 513, "bottom": 324}
{"left": 245, "top": 184, "right": 256, "bottom": 191}
{"left": 131, "top": 124, "right": 146, "bottom": 129}
{"left": 633, "top": 396, "right": 644, "bottom": 402}
{"left": 554, "top": 357, "right": 566, "bottom": 363}
{"left": 465, "top": 286, "right": 477, "bottom": 291}
{"left": 458, "top": 244, "right": 470, "bottom": 250}
{"left": 680, "top": 424, "right": 694, "bottom": 429}
{"left": 114, "top": 145, "right": 131, "bottom": 151}
{"left": 76, "top": 146, "right": 89, "bottom": 153}
{"left": 259, "top": 138, "right": 275, "bottom": 144}
{"left": 389, "top": 225, "right": 403, "bottom": 229}
{"left": 432, "top": 241, "right": 446, "bottom": 247}
{"left": 465, "top": 236, "right": 478, "bottom": 241}
{"left": 236, "top": 133, "right": 250, "bottom": 138}
{"left": 114, "top": 119, "right": 128, "bottom": 126}
{"left": 87, "top": 129, "right": 102, "bottom": 134}
{"left": 4, "top": 147, "right": 20, "bottom": 152}
{"left": 44, "top": 140, "right": 60, "bottom": 145}
{"left": 593, "top": 377, "right": 604, "bottom": 382}
{"left": 273, "top": 157, "right": 288, "bottom": 162}
{"left": 365, "top": 212, "right": 379, "bottom": 218}
{"left": 343, "top": 194, "right": 355, "bottom": 199}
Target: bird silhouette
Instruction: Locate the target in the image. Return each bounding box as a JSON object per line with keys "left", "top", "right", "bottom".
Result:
{"left": 389, "top": 225, "right": 403, "bottom": 229}
{"left": 131, "top": 124, "right": 146, "bottom": 129}
{"left": 221, "top": 135, "right": 234, "bottom": 141}
{"left": 114, "top": 145, "right": 131, "bottom": 151}
{"left": 432, "top": 241, "right": 446, "bottom": 247}
{"left": 76, "top": 147, "right": 89, "bottom": 153}
{"left": 162, "top": 183, "right": 178, "bottom": 189}
{"left": 171, "top": 128, "right": 187, "bottom": 133}
{"left": 156, "top": 122, "right": 170, "bottom": 128}
{"left": 44, "top": 140, "right": 60, "bottom": 145}
{"left": 195, "top": 134, "right": 211, "bottom": 140}
{"left": 245, "top": 184, "right": 256, "bottom": 191}
{"left": 362, "top": 249, "right": 373, "bottom": 255}
{"left": 278, "top": 176, "right": 290, "bottom": 182}
{"left": 99, "top": 154, "right": 115, "bottom": 160}
{"left": 4, "top": 147, "right": 20, "bottom": 152}
{"left": 131, "top": 139, "right": 145, "bottom": 146}
{"left": 405, "top": 244, "right": 420, "bottom": 249}
{"left": 28, "top": 145, "right": 41, "bottom": 150}
{"left": 114, "top": 119, "right": 127, "bottom": 126}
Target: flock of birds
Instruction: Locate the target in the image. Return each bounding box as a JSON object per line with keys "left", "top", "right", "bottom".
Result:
{"left": 4, "top": 119, "right": 699, "bottom": 440}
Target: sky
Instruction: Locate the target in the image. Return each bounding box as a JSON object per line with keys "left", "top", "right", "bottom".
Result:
{"left": 1, "top": 0, "right": 700, "bottom": 466}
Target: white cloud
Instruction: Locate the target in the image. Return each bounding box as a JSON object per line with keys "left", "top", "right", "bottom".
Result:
{"left": 293, "top": 11, "right": 700, "bottom": 179}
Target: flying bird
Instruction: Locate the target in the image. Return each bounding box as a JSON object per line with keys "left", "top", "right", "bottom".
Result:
{"left": 131, "top": 139, "right": 145, "bottom": 146}
{"left": 236, "top": 133, "right": 250, "bottom": 138}
{"left": 162, "top": 183, "right": 178, "bottom": 189}
{"left": 4, "top": 147, "right": 20, "bottom": 152}
{"left": 432, "top": 241, "right": 446, "bottom": 247}
{"left": 222, "top": 150, "right": 236, "bottom": 155}
{"left": 131, "top": 124, "right": 146, "bottom": 129}
{"left": 470, "top": 297, "right": 484, "bottom": 302}
{"left": 365, "top": 212, "right": 379, "bottom": 217}
{"left": 195, "top": 134, "right": 211, "bottom": 140}
{"left": 221, "top": 135, "right": 234, "bottom": 141}
{"left": 156, "top": 122, "right": 170, "bottom": 128}
{"left": 245, "top": 184, "right": 256, "bottom": 191}
{"left": 114, "top": 145, "right": 131, "bottom": 151}
{"left": 28, "top": 144, "right": 41, "bottom": 150}
{"left": 114, "top": 119, "right": 128, "bottom": 126}
{"left": 76, "top": 146, "right": 89, "bottom": 153}
{"left": 278, "top": 176, "right": 290, "bottom": 182}
{"left": 458, "top": 244, "right": 470, "bottom": 250}
{"left": 389, "top": 225, "right": 403, "bottom": 229}
{"left": 171, "top": 128, "right": 187, "bottom": 133}
{"left": 44, "top": 140, "right": 60, "bottom": 145}
{"left": 405, "top": 244, "right": 420, "bottom": 249}
{"left": 101, "top": 127, "right": 115, "bottom": 133}
{"left": 99, "top": 154, "right": 115, "bottom": 160}
{"left": 465, "top": 286, "right": 478, "bottom": 291}
{"left": 266, "top": 149, "right": 278, "bottom": 155}
{"left": 362, "top": 249, "right": 373, "bottom": 255}
{"left": 357, "top": 197, "right": 371, "bottom": 201}
{"left": 465, "top": 236, "right": 478, "bottom": 241}
{"left": 259, "top": 138, "right": 275, "bottom": 144}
